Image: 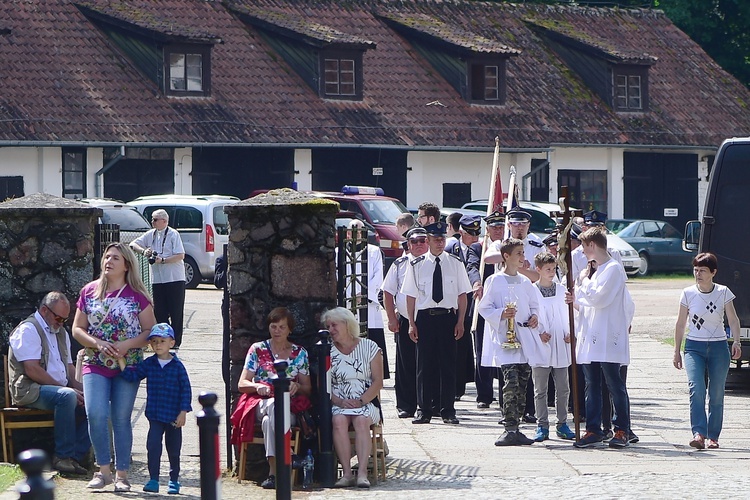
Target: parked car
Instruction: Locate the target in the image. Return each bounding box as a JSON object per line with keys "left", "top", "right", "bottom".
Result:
{"left": 310, "top": 186, "right": 409, "bottom": 268}
{"left": 79, "top": 198, "right": 151, "bottom": 243}
{"left": 128, "top": 194, "right": 240, "bottom": 288}
{"left": 606, "top": 219, "right": 696, "bottom": 276}
{"left": 453, "top": 199, "right": 640, "bottom": 275}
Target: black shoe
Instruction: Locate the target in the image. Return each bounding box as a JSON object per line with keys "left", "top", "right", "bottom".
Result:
{"left": 602, "top": 429, "right": 614, "bottom": 442}
{"left": 494, "top": 431, "right": 519, "bottom": 446}
{"left": 412, "top": 414, "right": 432, "bottom": 424}
{"left": 442, "top": 416, "right": 460, "bottom": 425}
{"left": 522, "top": 414, "right": 537, "bottom": 424}
{"left": 515, "top": 431, "right": 535, "bottom": 445}
{"left": 397, "top": 410, "right": 414, "bottom": 419}
{"left": 261, "top": 475, "right": 275, "bottom": 489}
{"left": 477, "top": 402, "right": 490, "bottom": 409}
{"left": 627, "top": 430, "right": 639, "bottom": 444}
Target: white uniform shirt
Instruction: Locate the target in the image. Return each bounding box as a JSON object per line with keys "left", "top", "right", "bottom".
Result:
{"left": 534, "top": 283, "right": 572, "bottom": 369}
{"left": 400, "top": 251, "right": 472, "bottom": 311}
{"left": 680, "top": 284, "right": 735, "bottom": 342}
{"left": 9, "top": 311, "right": 71, "bottom": 386}
{"left": 133, "top": 227, "right": 186, "bottom": 284}
{"left": 575, "top": 258, "right": 634, "bottom": 364}
{"left": 477, "top": 273, "right": 544, "bottom": 367}
{"left": 381, "top": 254, "right": 410, "bottom": 317}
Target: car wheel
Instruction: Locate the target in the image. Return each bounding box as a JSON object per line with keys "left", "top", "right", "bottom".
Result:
{"left": 637, "top": 252, "right": 650, "bottom": 277}
{"left": 184, "top": 256, "right": 201, "bottom": 289}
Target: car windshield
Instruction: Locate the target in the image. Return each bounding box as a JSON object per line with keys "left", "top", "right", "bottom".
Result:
{"left": 606, "top": 220, "right": 633, "bottom": 234}
{"left": 101, "top": 208, "right": 150, "bottom": 231}
{"left": 362, "top": 199, "right": 409, "bottom": 224}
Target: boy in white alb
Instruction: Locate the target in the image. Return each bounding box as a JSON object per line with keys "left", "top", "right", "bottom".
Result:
{"left": 478, "top": 238, "right": 544, "bottom": 446}
{"left": 530, "top": 252, "right": 576, "bottom": 441}
{"left": 569, "top": 227, "right": 635, "bottom": 449}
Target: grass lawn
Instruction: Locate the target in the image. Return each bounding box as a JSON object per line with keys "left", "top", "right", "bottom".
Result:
{"left": 0, "top": 463, "right": 24, "bottom": 492}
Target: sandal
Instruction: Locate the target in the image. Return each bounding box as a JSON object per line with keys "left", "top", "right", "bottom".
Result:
{"left": 689, "top": 433, "right": 705, "bottom": 450}
{"left": 707, "top": 439, "right": 719, "bottom": 449}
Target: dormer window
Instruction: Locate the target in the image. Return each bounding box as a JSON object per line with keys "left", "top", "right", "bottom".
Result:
{"left": 612, "top": 66, "right": 648, "bottom": 111}
{"left": 378, "top": 12, "right": 519, "bottom": 106}
{"left": 227, "top": 6, "right": 375, "bottom": 102}
{"left": 166, "top": 45, "right": 211, "bottom": 96}
{"left": 322, "top": 51, "right": 363, "bottom": 99}
{"left": 75, "top": 2, "right": 220, "bottom": 98}
{"left": 470, "top": 60, "right": 507, "bottom": 102}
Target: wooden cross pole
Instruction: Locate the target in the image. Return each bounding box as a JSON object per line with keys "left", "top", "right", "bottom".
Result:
{"left": 552, "top": 187, "right": 583, "bottom": 442}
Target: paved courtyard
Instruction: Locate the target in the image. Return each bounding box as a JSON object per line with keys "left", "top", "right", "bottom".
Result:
{"left": 13, "top": 275, "right": 750, "bottom": 499}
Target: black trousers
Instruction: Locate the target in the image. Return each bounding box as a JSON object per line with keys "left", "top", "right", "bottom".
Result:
{"left": 394, "top": 315, "right": 417, "bottom": 415}
{"left": 153, "top": 281, "right": 186, "bottom": 346}
{"left": 455, "top": 297, "right": 475, "bottom": 397}
{"left": 415, "top": 309, "right": 457, "bottom": 419}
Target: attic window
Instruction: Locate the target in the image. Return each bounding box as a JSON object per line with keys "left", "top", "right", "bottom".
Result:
{"left": 322, "top": 51, "right": 363, "bottom": 99}
{"left": 612, "top": 66, "right": 647, "bottom": 111}
{"left": 470, "top": 60, "right": 507, "bottom": 103}
{"left": 165, "top": 45, "right": 211, "bottom": 96}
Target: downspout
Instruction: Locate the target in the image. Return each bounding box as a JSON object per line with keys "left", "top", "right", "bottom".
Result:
{"left": 95, "top": 146, "right": 125, "bottom": 198}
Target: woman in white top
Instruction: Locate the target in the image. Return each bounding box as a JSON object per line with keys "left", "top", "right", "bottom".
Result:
{"left": 673, "top": 252, "right": 741, "bottom": 450}
{"left": 324, "top": 307, "right": 383, "bottom": 489}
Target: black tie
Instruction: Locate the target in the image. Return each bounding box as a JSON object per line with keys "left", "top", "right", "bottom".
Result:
{"left": 432, "top": 256, "right": 444, "bottom": 304}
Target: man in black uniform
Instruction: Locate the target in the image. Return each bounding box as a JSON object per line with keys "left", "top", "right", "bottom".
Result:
{"left": 445, "top": 215, "right": 481, "bottom": 401}
{"left": 402, "top": 222, "right": 473, "bottom": 425}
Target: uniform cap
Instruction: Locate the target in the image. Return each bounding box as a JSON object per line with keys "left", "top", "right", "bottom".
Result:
{"left": 423, "top": 221, "right": 448, "bottom": 236}
{"left": 507, "top": 209, "right": 532, "bottom": 223}
{"left": 483, "top": 210, "right": 505, "bottom": 226}
{"left": 405, "top": 226, "right": 428, "bottom": 239}
{"left": 583, "top": 210, "right": 607, "bottom": 225}
{"left": 458, "top": 214, "right": 482, "bottom": 235}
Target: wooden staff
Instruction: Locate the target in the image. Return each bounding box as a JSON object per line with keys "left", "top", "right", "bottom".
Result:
{"left": 554, "top": 187, "right": 582, "bottom": 442}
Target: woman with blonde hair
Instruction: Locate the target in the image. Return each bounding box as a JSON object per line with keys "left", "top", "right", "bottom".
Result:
{"left": 73, "top": 243, "right": 156, "bottom": 492}
{"left": 323, "top": 307, "right": 383, "bottom": 489}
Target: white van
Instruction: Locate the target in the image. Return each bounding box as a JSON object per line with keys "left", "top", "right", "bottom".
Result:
{"left": 128, "top": 195, "right": 240, "bottom": 288}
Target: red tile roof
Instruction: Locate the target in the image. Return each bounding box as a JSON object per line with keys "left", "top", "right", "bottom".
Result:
{"left": 0, "top": 0, "right": 747, "bottom": 149}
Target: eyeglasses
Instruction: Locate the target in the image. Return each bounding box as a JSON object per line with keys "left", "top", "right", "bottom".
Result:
{"left": 417, "top": 215, "right": 428, "bottom": 221}
{"left": 409, "top": 237, "right": 427, "bottom": 244}
{"left": 45, "top": 305, "right": 68, "bottom": 323}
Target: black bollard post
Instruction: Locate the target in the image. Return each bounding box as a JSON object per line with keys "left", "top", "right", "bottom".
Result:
{"left": 272, "top": 360, "right": 291, "bottom": 500}
{"left": 16, "top": 449, "right": 54, "bottom": 500}
{"left": 316, "top": 329, "right": 335, "bottom": 487}
{"left": 197, "top": 392, "right": 221, "bottom": 500}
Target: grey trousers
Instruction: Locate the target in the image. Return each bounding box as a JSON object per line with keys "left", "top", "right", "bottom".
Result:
{"left": 531, "top": 366, "right": 571, "bottom": 428}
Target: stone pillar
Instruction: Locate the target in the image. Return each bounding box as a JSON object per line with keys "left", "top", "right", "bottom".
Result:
{"left": 225, "top": 189, "right": 338, "bottom": 391}
{"left": 0, "top": 193, "right": 100, "bottom": 354}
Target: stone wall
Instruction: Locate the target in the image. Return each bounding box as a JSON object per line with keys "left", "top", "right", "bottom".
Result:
{"left": 0, "top": 193, "right": 100, "bottom": 350}
{"left": 225, "top": 188, "right": 338, "bottom": 391}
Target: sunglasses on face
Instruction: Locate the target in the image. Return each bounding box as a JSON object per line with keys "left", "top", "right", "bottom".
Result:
{"left": 45, "top": 305, "right": 68, "bottom": 323}
{"left": 409, "top": 237, "right": 427, "bottom": 244}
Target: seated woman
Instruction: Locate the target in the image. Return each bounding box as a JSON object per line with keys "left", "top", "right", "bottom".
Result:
{"left": 323, "top": 307, "right": 384, "bottom": 489}
{"left": 236, "top": 307, "right": 311, "bottom": 489}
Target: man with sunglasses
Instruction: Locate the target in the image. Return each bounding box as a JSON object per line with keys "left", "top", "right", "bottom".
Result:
{"left": 8, "top": 291, "right": 90, "bottom": 475}
{"left": 382, "top": 226, "right": 429, "bottom": 419}
{"left": 131, "top": 209, "right": 186, "bottom": 348}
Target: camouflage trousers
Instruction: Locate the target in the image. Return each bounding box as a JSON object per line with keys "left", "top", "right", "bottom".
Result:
{"left": 500, "top": 363, "right": 531, "bottom": 431}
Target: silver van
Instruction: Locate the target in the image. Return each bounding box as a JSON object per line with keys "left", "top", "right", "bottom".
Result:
{"left": 128, "top": 195, "right": 240, "bottom": 288}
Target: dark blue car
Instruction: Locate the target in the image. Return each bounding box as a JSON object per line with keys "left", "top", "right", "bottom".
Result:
{"left": 606, "top": 219, "right": 696, "bottom": 276}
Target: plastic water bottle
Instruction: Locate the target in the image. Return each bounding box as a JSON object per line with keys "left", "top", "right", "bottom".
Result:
{"left": 302, "top": 449, "right": 314, "bottom": 489}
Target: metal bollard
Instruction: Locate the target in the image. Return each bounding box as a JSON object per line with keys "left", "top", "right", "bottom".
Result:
{"left": 272, "top": 360, "right": 291, "bottom": 500}
{"left": 316, "top": 329, "right": 335, "bottom": 487}
{"left": 197, "top": 392, "right": 221, "bottom": 500}
{"left": 16, "top": 449, "right": 54, "bottom": 499}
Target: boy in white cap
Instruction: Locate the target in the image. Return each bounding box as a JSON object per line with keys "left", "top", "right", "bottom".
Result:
{"left": 120, "top": 323, "right": 192, "bottom": 494}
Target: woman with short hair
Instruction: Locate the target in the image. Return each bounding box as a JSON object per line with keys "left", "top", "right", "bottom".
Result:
{"left": 323, "top": 307, "right": 383, "bottom": 489}
{"left": 673, "top": 252, "right": 742, "bottom": 449}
